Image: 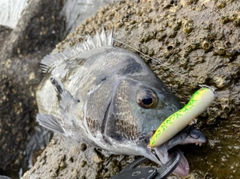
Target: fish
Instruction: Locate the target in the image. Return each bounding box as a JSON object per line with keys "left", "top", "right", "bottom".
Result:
{"left": 36, "top": 29, "right": 206, "bottom": 176}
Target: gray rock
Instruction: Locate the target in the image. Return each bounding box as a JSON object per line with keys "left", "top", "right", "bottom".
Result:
{"left": 0, "top": 0, "right": 27, "bottom": 29}
{"left": 61, "top": 0, "right": 117, "bottom": 36}
{"left": 0, "top": 0, "right": 63, "bottom": 177}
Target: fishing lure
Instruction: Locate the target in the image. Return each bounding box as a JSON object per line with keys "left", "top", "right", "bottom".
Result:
{"left": 149, "top": 87, "right": 214, "bottom": 148}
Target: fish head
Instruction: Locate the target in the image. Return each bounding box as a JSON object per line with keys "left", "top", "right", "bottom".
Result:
{"left": 98, "top": 48, "right": 206, "bottom": 176}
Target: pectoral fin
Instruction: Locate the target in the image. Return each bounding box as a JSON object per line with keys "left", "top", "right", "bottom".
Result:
{"left": 37, "top": 114, "right": 65, "bottom": 135}
{"left": 50, "top": 76, "right": 80, "bottom": 112}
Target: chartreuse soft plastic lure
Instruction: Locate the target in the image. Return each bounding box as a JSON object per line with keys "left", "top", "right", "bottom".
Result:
{"left": 149, "top": 87, "right": 214, "bottom": 148}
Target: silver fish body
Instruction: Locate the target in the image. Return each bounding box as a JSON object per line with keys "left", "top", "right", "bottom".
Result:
{"left": 36, "top": 30, "right": 206, "bottom": 176}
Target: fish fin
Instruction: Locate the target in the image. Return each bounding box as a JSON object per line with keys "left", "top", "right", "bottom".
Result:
{"left": 40, "top": 52, "right": 69, "bottom": 74}
{"left": 50, "top": 76, "right": 80, "bottom": 111}
{"left": 40, "top": 28, "right": 113, "bottom": 74}
{"left": 107, "top": 28, "right": 114, "bottom": 46}
{"left": 94, "top": 28, "right": 113, "bottom": 47}
{"left": 37, "top": 114, "right": 65, "bottom": 134}
{"left": 100, "top": 27, "right": 107, "bottom": 46}
{"left": 50, "top": 76, "right": 65, "bottom": 95}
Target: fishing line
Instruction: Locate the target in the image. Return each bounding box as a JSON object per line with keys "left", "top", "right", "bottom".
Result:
{"left": 112, "top": 37, "right": 216, "bottom": 91}
{"left": 78, "top": 29, "right": 214, "bottom": 90}
{"left": 112, "top": 37, "right": 190, "bottom": 83}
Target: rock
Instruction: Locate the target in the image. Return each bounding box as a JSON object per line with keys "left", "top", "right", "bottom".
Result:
{"left": 61, "top": 0, "right": 117, "bottom": 36}
{"left": 0, "top": 0, "right": 63, "bottom": 177}
{"left": 22, "top": 135, "right": 135, "bottom": 179}
{"left": 0, "top": 0, "right": 28, "bottom": 29}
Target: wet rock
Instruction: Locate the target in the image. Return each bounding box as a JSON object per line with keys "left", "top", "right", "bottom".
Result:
{"left": 61, "top": 0, "right": 116, "bottom": 36}
{"left": 0, "top": 26, "right": 12, "bottom": 49}
{"left": 0, "top": 0, "right": 63, "bottom": 177}
{"left": 2, "top": 0, "right": 239, "bottom": 178}
{"left": 0, "top": 0, "right": 28, "bottom": 29}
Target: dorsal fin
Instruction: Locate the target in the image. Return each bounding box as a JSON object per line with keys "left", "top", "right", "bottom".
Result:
{"left": 40, "top": 28, "right": 113, "bottom": 74}
{"left": 40, "top": 52, "right": 69, "bottom": 74}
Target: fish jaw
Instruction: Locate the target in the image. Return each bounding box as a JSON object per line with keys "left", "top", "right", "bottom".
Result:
{"left": 152, "top": 146, "right": 190, "bottom": 176}
{"left": 140, "top": 127, "right": 206, "bottom": 177}
{"left": 140, "top": 145, "right": 189, "bottom": 177}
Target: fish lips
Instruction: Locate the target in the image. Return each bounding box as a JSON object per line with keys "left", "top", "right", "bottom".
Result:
{"left": 146, "top": 126, "right": 206, "bottom": 176}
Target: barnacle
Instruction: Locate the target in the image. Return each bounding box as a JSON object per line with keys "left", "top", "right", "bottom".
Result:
{"left": 182, "top": 18, "right": 194, "bottom": 34}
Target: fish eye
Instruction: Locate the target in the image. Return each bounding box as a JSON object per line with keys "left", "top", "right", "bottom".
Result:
{"left": 137, "top": 89, "right": 158, "bottom": 108}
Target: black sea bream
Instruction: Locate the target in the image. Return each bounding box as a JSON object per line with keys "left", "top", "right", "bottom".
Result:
{"left": 36, "top": 30, "right": 206, "bottom": 176}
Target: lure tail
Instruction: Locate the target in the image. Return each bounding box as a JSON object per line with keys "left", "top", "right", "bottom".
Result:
{"left": 149, "top": 87, "right": 214, "bottom": 148}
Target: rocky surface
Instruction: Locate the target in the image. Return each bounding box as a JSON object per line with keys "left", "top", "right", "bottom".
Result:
{"left": 0, "top": 0, "right": 28, "bottom": 29}
{"left": 22, "top": 135, "right": 138, "bottom": 179}
{"left": 1, "top": 0, "right": 240, "bottom": 178}
{"left": 0, "top": 0, "right": 63, "bottom": 177}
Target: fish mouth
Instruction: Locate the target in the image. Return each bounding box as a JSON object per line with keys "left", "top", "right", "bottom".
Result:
{"left": 148, "top": 126, "right": 206, "bottom": 176}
